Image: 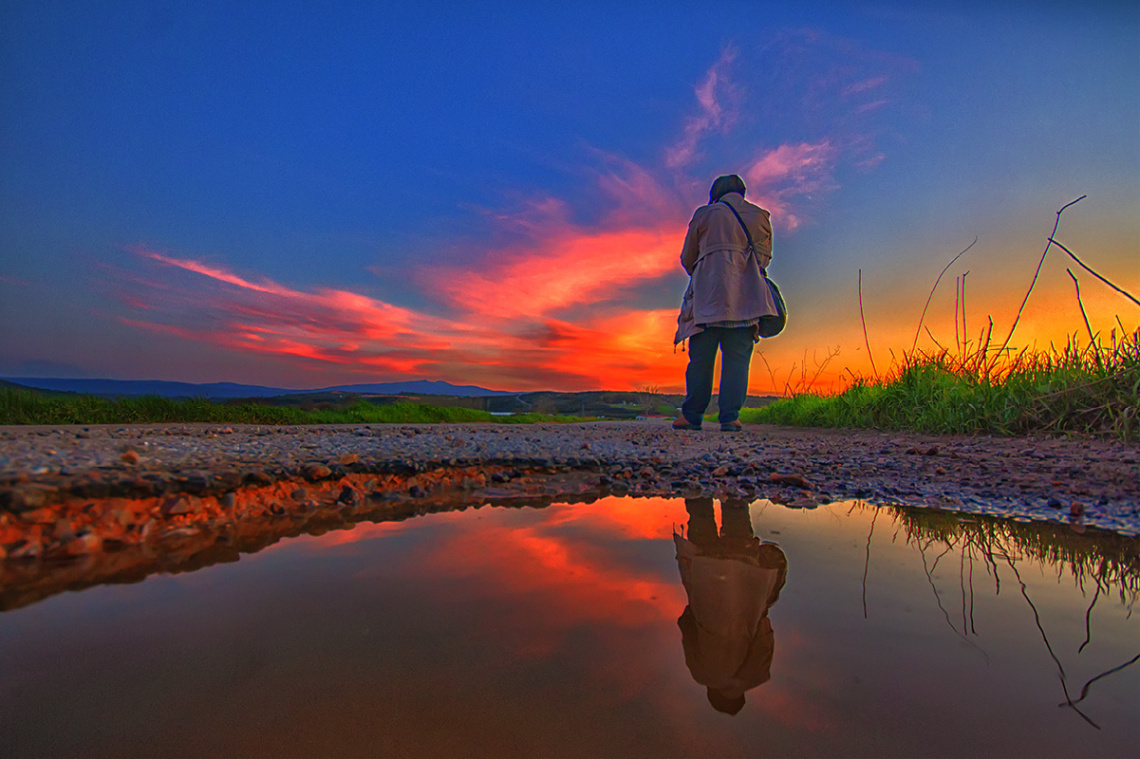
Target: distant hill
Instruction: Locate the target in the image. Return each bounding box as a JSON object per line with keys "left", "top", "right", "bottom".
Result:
{"left": 324, "top": 380, "right": 513, "bottom": 397}
{"left": 1, "top": 377, "right": 513, "bottom": 399}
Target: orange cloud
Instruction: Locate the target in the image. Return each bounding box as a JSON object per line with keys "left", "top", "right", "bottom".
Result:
{"left": 424, "top": 227, "right": 681, "bottom": 320}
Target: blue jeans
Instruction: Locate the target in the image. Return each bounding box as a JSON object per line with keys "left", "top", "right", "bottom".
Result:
{"left": 681, "top": 326, "right": 755, "bottom": 425}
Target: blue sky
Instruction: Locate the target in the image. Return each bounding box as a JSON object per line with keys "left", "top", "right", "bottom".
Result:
{"left": 1, "top": 0, "right": 1137, "bottom": 391}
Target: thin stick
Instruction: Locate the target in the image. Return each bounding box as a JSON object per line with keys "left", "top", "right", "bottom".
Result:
{"left": 912, "top": 237, "right": 979, "bottom": 354}
{"left": 924, "top": 326, "right": 948, "bottom": 353}
{"left": 1068, "top": 653, "right": 1140, "bottom": 707}
{"left": 862, "top": 507, "right": 880, "bottom": 619}
{"left": 758, "top": 352, "right": 780, "bottom": 395}
{"left": 954, "top": 275, "right": 962, "bottom": 359}
{"left": 858, "top": 269, "right": 879, "bottom": 379}
{"left": 1049, "top": 237, "right": 1140, "bottom": 308}
{"left": 1067, "top": 269, "right": 1097, "bottom": 352}
{"left": 980, "top": 317, "right": 994, "bottom": 380}
{"left": 962, "top": 270, "right": 970, "bottom": 360}
{"left": 997, "top": 195, "right": 1086, "bottom": 360}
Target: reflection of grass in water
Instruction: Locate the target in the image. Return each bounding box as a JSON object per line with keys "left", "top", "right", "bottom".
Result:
{"left": 862, "top": 501, "right": 1140, "bottom": 729}
{"left": 0, "top": 390, "right": 590, "bottom": 425}
{"left": 870, "top": 502, "right": 1139, "bottom": 603}
{"left": 742, "top": 330, "right": 1140, "bottom": 441}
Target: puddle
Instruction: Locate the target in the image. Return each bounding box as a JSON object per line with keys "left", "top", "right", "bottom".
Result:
{"left": 1, "top": 496, "right": 1137, "bottom": 758}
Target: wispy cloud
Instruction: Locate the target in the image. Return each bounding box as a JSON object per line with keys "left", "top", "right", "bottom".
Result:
{"left": 745, "top": 141, "right": 839, "bottom": 230}
{"left": 664, "top": 47, "right": 739, "bottom": 170}
{"left": 114, "top": 249, "right": 683, "bottom": 391}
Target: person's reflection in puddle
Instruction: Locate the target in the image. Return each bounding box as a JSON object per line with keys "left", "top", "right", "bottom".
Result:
{"left": 674, "top": 497, "right": 788, "bottom": 715}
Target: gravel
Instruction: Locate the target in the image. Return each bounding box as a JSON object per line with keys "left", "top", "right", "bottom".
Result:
{"left": 2, "top": 419, "right": 1138, "bottom": 534}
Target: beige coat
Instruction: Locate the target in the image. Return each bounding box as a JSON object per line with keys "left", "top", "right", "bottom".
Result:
{"left": 674, "top": 192, "right": 776, "bottom": 344}
{"left": 674, "top": 534, "right": 780, "bottom": 696}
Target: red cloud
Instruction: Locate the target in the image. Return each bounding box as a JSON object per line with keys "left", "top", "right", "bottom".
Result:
{"left": 116, "top": 249, "right": 688, "bottom": 391}
{"left": 425, "top": 227, "right": 681, "bottom": 320}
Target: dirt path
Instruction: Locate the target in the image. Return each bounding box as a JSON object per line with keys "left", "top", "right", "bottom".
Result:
{"left": 2, "top": 420, "right": 1137, "bottom": 533}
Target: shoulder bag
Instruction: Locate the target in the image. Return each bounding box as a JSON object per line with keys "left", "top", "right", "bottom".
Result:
{"left": 719, "top": 200, "right": 787, "bottom": 338}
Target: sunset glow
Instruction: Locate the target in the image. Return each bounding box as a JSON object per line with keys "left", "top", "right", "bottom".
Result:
{"left": 1, "top": 3, "right": 1136, "bottom": 393}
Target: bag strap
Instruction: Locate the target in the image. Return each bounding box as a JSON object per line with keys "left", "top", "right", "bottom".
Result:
{"left": 718, "top": 200, "right": 767, "bottom": 275}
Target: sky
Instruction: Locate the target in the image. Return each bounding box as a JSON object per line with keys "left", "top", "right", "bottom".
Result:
{"left": 1, "top": 0, "right": 1137, "bottom": 394}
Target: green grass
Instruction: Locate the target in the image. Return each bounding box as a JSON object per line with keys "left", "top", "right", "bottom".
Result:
{"left": 740, "top": 329, "right": 1140, "bottom": 441}
{"left": 0, "top": 390, "right": 590, "bottom": 426}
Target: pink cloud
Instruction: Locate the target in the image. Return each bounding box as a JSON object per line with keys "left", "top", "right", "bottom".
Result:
{"left": 665, "top": 47, "right": 739, "bottom": 170}
{"left": 841, "top": 75, "right": 888, "bottom": 97}
{"left": 854, "top": 99, "right": 890, "bottom": 115}
{"left": 745, "top": 141, "right": 839, "bottom": 231}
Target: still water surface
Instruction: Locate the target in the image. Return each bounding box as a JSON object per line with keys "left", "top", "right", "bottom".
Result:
{"left": 1, "top": 497, "right": 1137, "bottom": 758}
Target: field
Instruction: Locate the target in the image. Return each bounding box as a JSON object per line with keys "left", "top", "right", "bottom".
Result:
{"left": 0, "top": 391, "right": 588, "bottom": 426}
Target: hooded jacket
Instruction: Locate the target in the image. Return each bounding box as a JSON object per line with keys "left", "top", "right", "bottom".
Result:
{"left": 674, "top": 192, "right": 776, "bottom": 344}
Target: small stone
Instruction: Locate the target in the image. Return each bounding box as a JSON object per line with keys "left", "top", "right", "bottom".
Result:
{"left": 243, "top": 471, "right": 274, "bottom": 487}
{"left": 121, "top": 450, "right": 140, "bottom": 465}
{"left": 339, "top": 453, "right": 360, "bottom": 466}
{"left": 161, "top": 496, "right": 191, "bottom": 516}
{"left": 712, "top": 466, "right": 729, "bottom": 476}
{"left": 54, "top": 519, "right": 75, "bottom": 542}
{"left": 65, "top": 533, "right": 102, "bottom": 555}
{"left": 304, "top": 465, "right": 332, "bottom": 481}
{"left": 9, "top": 539, "right": 43, "bottom": 559}
{"left": 290, "top": 488, "right": 308, "bottom": 503}
{"left": 768, "top": 473, "right": 813, "bottom": 490}
{"left": 935, "top": 467, "right": 947, "bottom": 475}
{"left": 19, "top": 507, "right": 57, "bottom": 524}
{"left": 161, "top": 526, "right": 200, "bottom": 539}
{"left": 1070, "top": 501, "right": 1084, "bottom": 517}
{"left": 8, "top": 485, "right": 54, "bottom": 513}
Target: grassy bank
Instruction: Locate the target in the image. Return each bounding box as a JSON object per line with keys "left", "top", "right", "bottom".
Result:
{"left": 740, "top": 330, "right": 1140, "bottom": 441}
{"left": 0, "top": 388, "right": 589, "bottom": 426}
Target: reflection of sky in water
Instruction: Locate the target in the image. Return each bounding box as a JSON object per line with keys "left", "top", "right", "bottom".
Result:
{"left": 1, "top": 498, "right": 1137, "bottom": 758}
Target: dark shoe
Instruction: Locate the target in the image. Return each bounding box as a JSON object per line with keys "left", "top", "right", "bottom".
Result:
{"left": 672, "top": 418, "right": 702, "bottom": 430}
{"left": 720, "top": 420, "right": 743, "bottom": 432}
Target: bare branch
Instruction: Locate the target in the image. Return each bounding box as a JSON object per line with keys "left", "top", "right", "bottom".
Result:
{"left": 1051, "top": 237, "right": 1140, "bottom": 308}
{"left": 912, "top": 237, "right": 979, "bottom": 354}
{"left": 858, "top": 269, "right": 878, "bottom": 379}
{"left": 997, "top": 195, "right": 1087, "bottom": 360}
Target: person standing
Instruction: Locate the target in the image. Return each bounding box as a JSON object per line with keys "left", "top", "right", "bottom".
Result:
{"left": 674, "top": 174, "right": 777, "bottom": 431}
